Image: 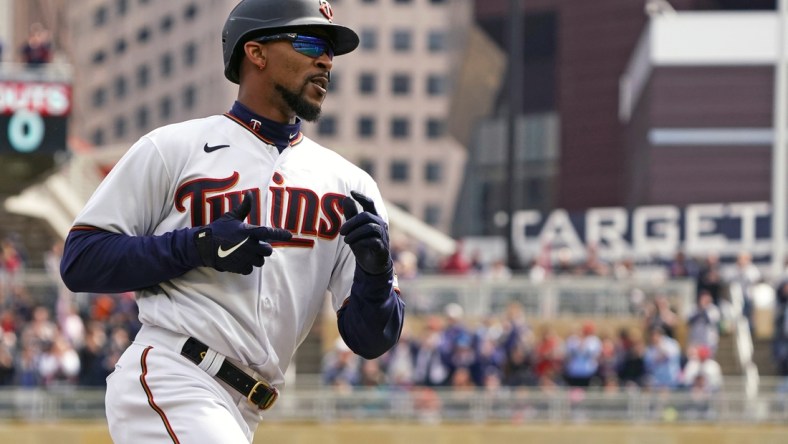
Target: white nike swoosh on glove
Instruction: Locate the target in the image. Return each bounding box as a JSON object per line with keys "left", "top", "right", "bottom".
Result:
{"left": 217, "top": 236, "right": 249, "bottom": 258}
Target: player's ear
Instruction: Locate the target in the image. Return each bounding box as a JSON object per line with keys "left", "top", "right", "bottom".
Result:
{"left": 243, "top": 41, "right": 267, "bottom": 70}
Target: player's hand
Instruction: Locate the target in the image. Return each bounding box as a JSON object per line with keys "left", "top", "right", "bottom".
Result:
{"left": 340, "top": 191, "right": 393, "bottom": 276}
{"left": 194, "top": 191, "right": 292, "bottom": 275}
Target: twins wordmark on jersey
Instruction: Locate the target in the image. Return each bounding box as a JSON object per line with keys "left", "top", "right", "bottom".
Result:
{"left": 175, "top": 170, "right": 344, "bottom": 248}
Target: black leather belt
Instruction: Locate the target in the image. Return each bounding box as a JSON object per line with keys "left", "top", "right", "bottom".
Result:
{"left": 180, "top": 337, "right": 279, "bottom": 410}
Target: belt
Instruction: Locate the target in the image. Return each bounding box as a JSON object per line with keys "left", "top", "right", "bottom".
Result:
{"left": 180, "top": 337, "right": 279, "bottom": 410}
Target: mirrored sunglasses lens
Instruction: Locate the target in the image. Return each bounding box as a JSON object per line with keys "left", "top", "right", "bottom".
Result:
{"left": 292, "top": 39, "right": 333, "bottom": 59}
{"left": 293, "top": 44, "right": 323, "bottom": 57}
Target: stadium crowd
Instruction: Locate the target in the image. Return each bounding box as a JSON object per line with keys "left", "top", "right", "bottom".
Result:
{"left": 0, "top": 232, "right": 786, "bottom": 399}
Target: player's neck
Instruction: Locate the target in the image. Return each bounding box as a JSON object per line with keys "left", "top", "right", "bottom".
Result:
{"left": 228, "top": 101, "right": 302, "bottom": 151}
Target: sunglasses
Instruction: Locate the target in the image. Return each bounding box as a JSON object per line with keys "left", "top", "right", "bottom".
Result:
{"left": 254, "top": 33, "right": 334, "bottom": 60}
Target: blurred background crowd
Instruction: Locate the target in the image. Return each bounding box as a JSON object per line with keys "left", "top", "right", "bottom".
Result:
{"left": 1, "top": 231, "right": 786, "bottom": 401}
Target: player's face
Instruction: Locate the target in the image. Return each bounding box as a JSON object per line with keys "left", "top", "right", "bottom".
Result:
{"left": 265, "top": 34, "right": 333, "bottom": 122}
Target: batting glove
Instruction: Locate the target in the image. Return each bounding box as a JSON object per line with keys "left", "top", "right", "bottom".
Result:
{"left": 340, "top": 191, "right": 393, "bottom": 276}
{"left": 194, "top": 191, "right": 292, "bottom": 275}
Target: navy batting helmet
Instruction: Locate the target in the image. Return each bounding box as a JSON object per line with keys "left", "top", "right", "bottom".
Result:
{"left": 222, "top": 0, "right": 359, "bottom": 84}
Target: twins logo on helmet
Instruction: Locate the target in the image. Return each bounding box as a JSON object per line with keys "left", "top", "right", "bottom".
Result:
{"left": 319, "top": 0, "right": 334, "bottom": 21}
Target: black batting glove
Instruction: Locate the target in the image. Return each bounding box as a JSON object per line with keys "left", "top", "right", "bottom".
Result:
{"left": 194, "top": 191, "right": 292, "bottom": 275}
{"left": 340, "top": 191, "right": 393, "bottom": 276}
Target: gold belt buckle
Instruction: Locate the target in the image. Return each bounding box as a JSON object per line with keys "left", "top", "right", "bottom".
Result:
{"left": 247, "top": 380, "right": 279, "bottom": 410}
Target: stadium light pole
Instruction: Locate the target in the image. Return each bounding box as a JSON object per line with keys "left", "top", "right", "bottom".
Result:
{"left": 505, "top": 0, "right": 524, "bottom": 270}
{"left": 772, "top": 0, "right": 788, "bottom": 282}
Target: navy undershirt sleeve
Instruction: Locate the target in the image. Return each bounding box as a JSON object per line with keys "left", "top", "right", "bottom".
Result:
{"left": 60, "top": 228, "right": 204, "bottom": 293}
{"left": 336, "top": 266, "right": 405, "bottom": 360}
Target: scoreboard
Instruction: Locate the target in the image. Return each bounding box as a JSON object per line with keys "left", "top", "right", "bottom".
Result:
{"left": 0, "top": 80, "right": 70, "bottom": 154}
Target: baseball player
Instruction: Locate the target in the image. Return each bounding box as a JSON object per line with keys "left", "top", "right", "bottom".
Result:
{"left": 59, "top": 0, "right": 404, "bottom": 442}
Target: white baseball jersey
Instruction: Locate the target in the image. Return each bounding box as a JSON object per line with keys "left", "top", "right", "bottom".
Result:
{"left": 74, "top": 113, "right": 388, "bottom": 389}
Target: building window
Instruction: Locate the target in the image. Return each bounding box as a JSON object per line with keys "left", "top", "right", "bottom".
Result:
{"left": 327, "top": 72, "right": 340, "bottom": 93}
{"left": 137, "top": 26, "right": 151, "bottom": 44}
{"left": 183, "top": 85, "right": 197, "bottom": 110}
{"left": 426, "top": 118, "right": 446, "bottom": 139}
{"left": 425, "top": 161, "right": 443, "bottom": 183}
{"left": 92, "top": 50, "right": 106, "bottom": 65}
{"left": 358, "top": 116, "right": 375, "bottom": 138}
{"left": 114, "top": 76, "right": 127, "bottom": 99}
{"left": 161, "top": 15, "right": 174, "bottom": 33}
{"left": 359, "top": 73, "right": 376, "bottom": 94}
{"left": 136, "top": 106, "right": 149, "bottom": 130}
{"left": 116, "top": 0, "right": 128, "bottom": 16}
{"left": 92, "top": 128, "right": 105, "bottom": 146}
{"left": 426, "top": 74, "right": 447, "bottom": 95}
{"left": 160, "top": 96, "right": 172, "bottom": 119}
{"left": 318, "top": 115, "right": 337, "bottom": 136}
{"left": 424, "top": 204, "right": 441, "bottom": 226}
{"left": 114, "top": 116, "right": 127, "bottom": 138}
{"left": 360, "top": 29, "right": 377, "bottom": 50}
{"left": 114, "top": 38, "right": 127, "bottom": 55}
{"left": 137, "top": 64, "right": 150, "bottom": 88}
{"left": 92, "top": 87, "right": 107, "bottom": 108}
{"left": 183, "top": 42, "right": 198, "bottom": 66}
{"left": 428, "top": 31, "right": 447, "bottom": 52}
{"left": 393, "top": 201, "right": 410, "bottom": 213}
{"left": 184, "top": 3, "right": 199, "bottom": 21}
{"left": 94, "top": 6, "right": 108, "bottom": 27}
{"left": 391, "top": 74, "right": 411, "bottom": 95}
{"left": 391, "top": 118, "right": 410, "bottom": 139}
{"left": 392, "top": 30, "right": 412, "bottom": 51}
{"left": 358, "top": 158, "right": 375, "bottom": 177}
{"left": 390, "top": 161, "right": 409, "bottom": 182}
{"left": 161, "top": 53, "right": 174, "bottom": 77}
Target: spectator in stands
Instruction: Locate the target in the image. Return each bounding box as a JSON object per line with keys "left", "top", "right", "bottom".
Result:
{"left": 439, "top": 242, "right": 471, "bottom": 275}
{"left": 412, "top": 316, "right": 451, "bottom": 386}
{"left": 14, "top": 343, "right": 41, "bottom": 387}
{"left": 644, "top": 294, "right": 679, "bottom": 339}
{"left": 0, "top": 340, "right": 13, "bottom": 385}
{"left": 380, "top": 327, "right": 417, "bottom": 388}
{"left": 667, "top": 249, "right": 699, "bottom": 280}
{"left": 580, "top": 244, "right": 611, "bottom": 276}
{"left": 726, "top": 250, "right": 762, "bottom": 334}
{"left": 78, "top": 322, "right": 111, "bottom": 387}
{"left": 20, "top": 22, "right": 53, "bottom": 67}
{"left": 643, "top": 326, "right": 682, "bottom": 391}
{"left": 0, "top": 236, "right": 26, "bottom": 306}
{"left": 773, "top": 282, "right": 788, "bottom": 382}
{"left": 358, "top": 359, "right": 386, "bottom": 387}
{"left": 533, "top": 326, "right": 564, "bottom": 388}
{"left": 696, "top": 252, "right": 723, "bottom": 305}
{"left": 501, "top": 302, "right": 532, "bottom": 359}
{"left": 447, "top": 335, "right": 476, "bottom": 385}
{"left": 686, "top": 290, "right": 721, "bottom": 355}
{"left": 596, "top": 334, "right": 619, "bottom": 388}
{"left": 502, "top": 339, "right": 535, "bottom": 386}
{"left": 682, "top": 345, "right": 722, "bottom": 392}
{"left": 484, "top": 259, "right": 513, "bottom": 280}
{"left": 471, "top": 336, "right": 505, "bottom": 387}
{"left": 38, "top": 333, "right": 80, "bottom": 387}
{"left": 616, "top": 327, "right": 647, "bottom": 389}
{"left": 322, "top": 338, "right": 360, "bottom": 389}
{"left": 439, "top": 303, "right": 471, "bottom": 378}
{"left": 20, "top": 306, "right": 57, "bottom": 351}
{"left": 562, "top": 321, "right": 602, "bottom": 387}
